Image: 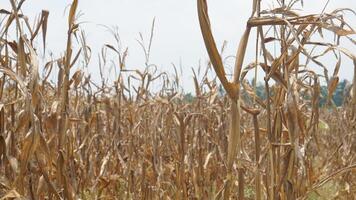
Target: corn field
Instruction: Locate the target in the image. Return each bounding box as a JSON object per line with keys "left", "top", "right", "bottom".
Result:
{"left": 0, "top": 0, "right": 355, "bottom": 199}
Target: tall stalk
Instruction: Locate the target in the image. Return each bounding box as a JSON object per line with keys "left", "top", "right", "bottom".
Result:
{"left": 58, "top": 0, "right": 78, "bottom": 150}
{"left": 197, "top": 0, "right": 253, "bottom": 198}
{"left": 353, "top": 59, "right": 356, "bottom": 119}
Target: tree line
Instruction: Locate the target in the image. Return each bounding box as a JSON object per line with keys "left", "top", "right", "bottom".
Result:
{"left": 184, "top": 79, "right": 353, "bottom": 107}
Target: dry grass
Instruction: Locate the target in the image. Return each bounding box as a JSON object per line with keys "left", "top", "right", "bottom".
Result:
{"left": 0, "top": 0, "right": 355, "bottom": 199}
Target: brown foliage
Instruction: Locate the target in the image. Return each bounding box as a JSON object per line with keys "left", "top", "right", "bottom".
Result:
{"left": 0, "top": 0, "right": 355, "bottom": 199}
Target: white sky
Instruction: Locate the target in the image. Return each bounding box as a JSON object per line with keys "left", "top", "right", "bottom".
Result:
{"left": 1, "top": 0, "right": 355, "bottom": 92}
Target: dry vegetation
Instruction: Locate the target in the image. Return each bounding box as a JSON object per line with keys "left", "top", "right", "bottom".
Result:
{"left": 0, "top": 0, "right": 355, "bottom": 199}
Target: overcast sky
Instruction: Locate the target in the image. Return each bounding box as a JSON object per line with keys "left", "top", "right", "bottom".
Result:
{"left": 1, "top": 0, "right": 355, "bottom": 92}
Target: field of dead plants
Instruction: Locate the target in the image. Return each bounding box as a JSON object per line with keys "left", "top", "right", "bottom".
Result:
{"left": 0, "top": 0, "right": 355, "bottom": 199}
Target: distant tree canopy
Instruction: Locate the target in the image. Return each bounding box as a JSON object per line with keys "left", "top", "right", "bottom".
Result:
{"left": 184, "top": 79, "right": 352, "bottom": 107}
{"left": 252, "top": 79, "right": 350, "bottom": 107}
{"left": 319, "top": 79, "right": 346, "bottom": 106}
{"left": 252, "top": 79, "right": 351, "bottom": 107}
